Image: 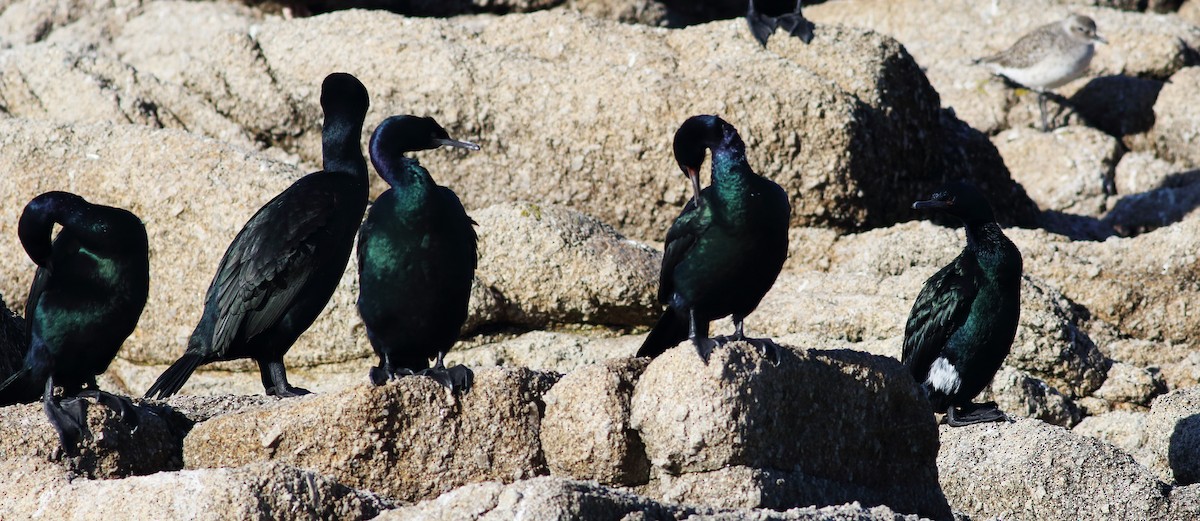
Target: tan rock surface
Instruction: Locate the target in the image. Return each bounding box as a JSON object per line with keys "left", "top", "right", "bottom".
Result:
{"left": 1152, "top": 66, "right": 1200, "bottom": 168}
{"left": 542, "top": 357, "right": 650, "bottom": 485}
{"left": 630, "top": 342, "right": 951, "bottom": 519}
{"left": 0, "top": 458, "right": 389, "bottom": 521}
{"left": 991, "top": 126, "right": 1120, "bottom": 217}
{"left": 183, "top": 367, "right": 557, "bottom": 501}
{"left": 1144, "top": 388, "right": 1200, "bottom": 484}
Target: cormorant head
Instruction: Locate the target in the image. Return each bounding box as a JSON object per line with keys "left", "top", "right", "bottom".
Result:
{"left": 913, "top": 182, "right": 997, "bottom": 227}
{"left": 673, "top": 115, "right": 740, "bottom": 205}
{"left": 19, "top": 192, "right": 84, "bottom": 269}
{"left": 369, "top": 115, "right": 478, "bottom": 185}
{"left": 320, "top": 73, "right": 370, "bottom": 121}
{"left": 1064, "top": 14, "right": 1106, "bottom": 45}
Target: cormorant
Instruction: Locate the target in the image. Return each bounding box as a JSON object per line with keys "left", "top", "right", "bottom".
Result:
{"left": 0, "top": 191, "right": 148, "bottom": 452}
{"left": 144, "top": 72, "right": 370, "bottom": 399}
{"left": 747, "top": 0, "right": 815, "bottom": 47}
{"left": 902, "top": 182, "right": 1023, "bottom": 427}
{"left": 636, "top": 115, "right": 791, "bottom": 363}
{"left": 356, "top": 115, "right": 479, "bottom": 392}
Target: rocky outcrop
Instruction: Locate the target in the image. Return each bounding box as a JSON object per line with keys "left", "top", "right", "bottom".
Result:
{"left": 182, "top": 367, "right": 557, "bottom": 502}
{"left": 1143, "top": 388, "right": 1200, "bottom": 485}
{"left": 631, "top": 342, "right": 952, "bottom": 519}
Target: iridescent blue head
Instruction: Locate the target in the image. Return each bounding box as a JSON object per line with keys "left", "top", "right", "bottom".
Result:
{"left": 673, "top": 115, "right": 745, "bottom": 206}
{"left": 369, "top": 115, "right": 479, "bottom": 186}
{"left": 913, "top": 181, "right": 997, "bottom": 227}
{"left": 18, "top": 191, "right": 147, "bottom": 269}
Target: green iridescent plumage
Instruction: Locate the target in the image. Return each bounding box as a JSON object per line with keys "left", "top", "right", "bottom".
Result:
{"left": 902, "top": 182, "right": 1023, "bottom": 427}
{"left": 357, "top": 115, "right": 479, "bottom": 391}
{"left": 638, "top": 115, "right": 791, "bottom": 362}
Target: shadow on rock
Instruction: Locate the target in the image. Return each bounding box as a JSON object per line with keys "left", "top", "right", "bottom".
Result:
{"left": 1071, "top": 75, "right": 1163, "bottom": 138}
{"left": 1170, "top": 413, "right": 1200, "bottom": 485}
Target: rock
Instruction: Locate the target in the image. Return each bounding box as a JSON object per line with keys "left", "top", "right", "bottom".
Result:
{"left": 0, "top": 458, "right": 390, "bottom": 520}
{"left": 450, "top": 331, "right": 640, "bottom": 374}
{"left": 1184, "top": 0, "right": 1200, "bottom": 24}
{"left": 1144, "top": 388, "right": 1200, "bottom": 484}
{"left": 630, "top": 342, "right": 951, "bottom": 519}
{"left": 377, "top": 475, "right": 929, "bottom": 520}
{"left": 563, "top": 0, "right": 670, "bottom": 25}
{"left": 473, "top": 203, "right": 660, "bottom": 328}
{"left": 937, "top": 417, "right": 1171, "bottom": 520}
{"left": 1073, "top": 410, "right": 1152, "bottom": 466}
{"left": 1089, "top": 361, "right": 1165, "bottom": 410}
{"left": 807, "top": 0, "right": 1200, "bottom": 133}
{"left": 1152, "top": 66, "right": 1200, "bottom": 168}
{"left": 541, "top": 357, "right": 650, "bottom": 485}
{"left": 1112, "top": 152, "right": 1193, "bottom": 195}
{"left": 991, "top": 126, "right": 1120, "bottom": 217}
{"left": 981, "top": 366, "right": 1082, "bottom": 427}
{"left": 128, "top": 9, "right": 1035, "bottom": 237}
{"left": 0, "top": 398, "right": 181, "bottom": 479}
{"left": 183, "top": 367, "right": 558, "bottom": 502}
{"left": 1007, "top": 275, "right": 1109, "bottom": 397}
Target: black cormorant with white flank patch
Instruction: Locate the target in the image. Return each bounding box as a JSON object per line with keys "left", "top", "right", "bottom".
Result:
{"left": 356, "top": 115, "right": 479, "bottom": 392}
{"left": 0, "top": 191, "right": 148, "bottom": 452}
{"left": 636, "top": 115, "right": 790, "bottom": 363}
{"left": 902, "top": 182, "right": 1023, "bottom": 427}
{"left": 144, "top": 73, "right": 370, "bottom": 399}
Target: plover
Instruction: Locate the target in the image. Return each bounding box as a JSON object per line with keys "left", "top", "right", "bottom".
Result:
{"left": 978, "top": 14, "right": 1106, "bottom": 131}
{"left": 747, "top": 0, "right": 814, "bottom": 47}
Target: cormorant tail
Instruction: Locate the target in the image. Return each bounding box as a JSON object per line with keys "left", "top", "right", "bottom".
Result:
{"left": 637, "top": 309, "right": 689, "bottom": 359}
{"left": 144, "top": 352, "right": 204, "bottom": 400}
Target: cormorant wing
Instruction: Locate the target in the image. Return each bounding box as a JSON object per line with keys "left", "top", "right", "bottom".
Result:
{"left": 206, "top": 182, "right": 338, "bottom": 356}
{"left": 657, "top": 198, "right": 710, "bottom": 305}
{"left": 436, "top": 186, "right": 479, "bottom": 271}
{"left": 902, "top": 252, "right": 981, "bottom": 374}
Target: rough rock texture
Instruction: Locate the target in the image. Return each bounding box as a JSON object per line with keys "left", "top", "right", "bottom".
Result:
{"left": 183, "top": 367, "right": 558, "bottom": 502}
{"left": 981, "top": 366, "right": 1082, "bottom": 427}
{"left": 937, "top": 418, "right": 1174, "bottom": 520}
{"left": 115, "top": 9, "right": 1037, "bottom": 237}
{"left": 542, "top": 357, "right": 650, "bottom": 485}
{"left": 1070, "top": 75, "right": 1164, "bottom": 144}
{"left": 1144, "top": 388, "right": 1200, "bottom": 485}
{"left": 450, "top": 330, "right": 640, "bottom": 374}
{"left": 378, "top": 476, "right": 927, "bottom": 521}
{"left": 473, "top": 203, "right": 660, "bottom": 328}
{"left": 630, "top": 342, "right": 951, "bottom": 519}
{"left": 991, "top": 126, "right": 1121, "bottom": 217}
{"left": 0, "top": 398, "right": 181, "bottom": 479}
{"left": 1152, "top": 66, "right": 1200, "bottom": 167}
{"left": 1073, "top": 410, "right": 1152, "bottom": 466}
{"left": 564, "top": 0, "right": 669, "bottom": 25}
{"left": 0, "top": 458, "right": 389, "bottom": 521}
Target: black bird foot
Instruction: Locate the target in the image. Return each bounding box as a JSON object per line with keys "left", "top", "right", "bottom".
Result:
{"left": 45, "top": 396, "right": 89, "bottom": 457}
{"left": 740, "top": 337, "right": 782, "bottom": 366}
{"left": 945, "top": 401, "right": 1008, "bottom": 427}
{"left": 266, "top": 384, "right": 311, "bottom": 398}
{"left": 692, "top": 337, "right": 721, "bottom": 365}
{"left": 418, "top": 365, "right": 474, "bottom": 394}
{"left": 777, "top": 14, "right": 815, "bottom": 44}
{"left": 78, "top": 390, "right": 140, "bottom": 433}
{"left": 369, "top": 366, "right": 417, "bottom": 386}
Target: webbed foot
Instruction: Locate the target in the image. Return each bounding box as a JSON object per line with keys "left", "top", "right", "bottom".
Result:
{"left": 740, "top": 337, "right": 782, "bottom": 366}
{"left": 78, "top": 389, "right": 139, "bottom": 433}
{"left": 369, "top": 366, "right": 415, "bottom": 386}
{"left": 265, "top": 384, "right": 311, "bottom": 398}
{"left": 418, "top": 364, "right": 474, "bottom": 394}
{"left": 45, "top": 396, "right": 89, "bottom": 456}
{"left": 692, "top": 337, "right": 721, "bottom": 365}
{"left": 945, "top": 401, "right": 1008, "bottom": 427}
{"left": 777, "top": 14, "right": 815, "bottom": 44}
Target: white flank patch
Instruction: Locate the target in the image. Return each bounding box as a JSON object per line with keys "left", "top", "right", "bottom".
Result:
{"left": 926, "top": 357, "right": 962, "bottom": 395}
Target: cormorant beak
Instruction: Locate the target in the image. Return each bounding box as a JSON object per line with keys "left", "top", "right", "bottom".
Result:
{"left": 433, "top": 138, "right": 480, "bottom": 151}
{"left": 685, "top": 166, "right": 703, "bottom": 208}
{"left": 912, "top": 199, "right": 952, "bottom": 210}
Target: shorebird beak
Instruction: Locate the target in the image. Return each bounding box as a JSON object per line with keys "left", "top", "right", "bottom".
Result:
{"left": 434, "top": 138, "right": 481, "bottom": 151}
{"left": 1094, "top": 34, "right": 1108, "bottom": 45}
{"left": 913, "top": 199, "right": 952, "bottom": 210}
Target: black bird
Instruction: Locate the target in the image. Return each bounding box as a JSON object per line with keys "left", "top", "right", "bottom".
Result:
{"left": 0, "top": 191, "right": 148, "bottom": 452}
{"left": 747, "top": 0, "right": 815, "bottom": 47}
{"left": 144, "top": 72, "right": 370, "bottom": 400}
{"left": 356, "top": 115, "right": 479, "bottom": 392}
{"left": 902, "top": 182, "right": 1023, "bottom": 427}
{"left": 636, "top": 115, "right": 791, "bottom": 363}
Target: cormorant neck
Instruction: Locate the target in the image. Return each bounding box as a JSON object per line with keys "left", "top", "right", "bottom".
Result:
{"left": 370, "top": 140, "right": 430, "bottom": 189}
{"left": 965, "top": 221, "right": 1006, "bottom": 250}
{"left": 322, "top": 115, "right": 367, "bottom": 177}
{"left": 710, "top": 127, "right": 752, "bottom": 184}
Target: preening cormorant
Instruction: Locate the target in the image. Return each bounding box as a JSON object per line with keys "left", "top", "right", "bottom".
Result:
{"left": 0, "top": 191, "right": 148, "bottom": 452}
{"left": 747, "top": 0, "right": 815, "bottom": 47}
{"left": 356, "top": 115, "right": 479, "bottom": 392}
{"left": 902, "top": 182, "right": 1023, "bottom": 427}
{"left": 144, "top": 72, "right": 370, "bottom": 399}
{"left": 636, "top": 115, "right": 791, "bottom": 363}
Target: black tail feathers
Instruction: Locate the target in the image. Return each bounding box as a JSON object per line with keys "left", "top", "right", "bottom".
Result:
{"left": 636, "top": 309, "right": 690, "bottom": 359}
{"left": 144, "top": 352, "right": 204, "bottom": 400}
